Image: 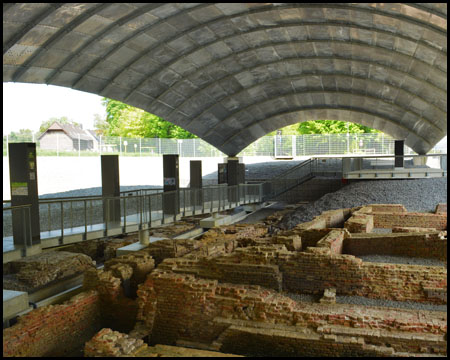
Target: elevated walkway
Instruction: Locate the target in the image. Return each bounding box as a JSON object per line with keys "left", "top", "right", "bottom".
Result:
{"left": 3, "top": 184, "right": 262, "bottom": 262}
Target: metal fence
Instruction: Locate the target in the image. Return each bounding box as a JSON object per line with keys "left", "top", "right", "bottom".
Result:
{"left": 3, "top": 133, "right": 447, "bottom": 158}
{"left": 3, "top": 183, "right": 263, "bottom": 243}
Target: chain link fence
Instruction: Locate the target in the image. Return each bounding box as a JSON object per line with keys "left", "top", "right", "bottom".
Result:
{"left": 3, "top": 133, "right": 446, "bottom": 158}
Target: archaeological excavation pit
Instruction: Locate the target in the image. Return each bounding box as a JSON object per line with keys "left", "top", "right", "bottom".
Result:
{"left": 3, "top": 202, "right": 447, "bottom": 357}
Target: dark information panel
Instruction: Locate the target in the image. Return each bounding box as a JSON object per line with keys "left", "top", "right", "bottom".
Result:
{"left": 9, "top": 143, "right": 40, "bottom": 245}
{"left": 163, "top": 154, "right": 179, "bottom": 214}
{"left": 101, "top": 155, "right": 121, "bottom": 225}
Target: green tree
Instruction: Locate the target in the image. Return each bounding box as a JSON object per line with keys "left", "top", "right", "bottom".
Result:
{"left": 39, "top": 116, "right": 82, "bottom": 134}
{"left": 93, "top": 113, "right": 109, "bottom": 135}
{"left": 102, "top": 98, "right": 196, "bottom": 139}
{"left": 297, "top": 120, "right": 379, "bottom": 134}
{"left": 7, "top": 128, "right": 35, "bottom": 141}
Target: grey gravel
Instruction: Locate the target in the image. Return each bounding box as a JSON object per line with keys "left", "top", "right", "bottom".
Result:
{"left": 371, "top": 228, "right": 392, "bottom": 234}
{"left": 336, "top": 295, "right": 447, "bottom": 312}
{"left": 280, "top": 177, "right": 447, "bottom": 229}
{"left": 284, "top": 292, "right": 447, "bottom": 312}
{"left": 358, "top": 254, "right": 446, "bottom": 267}
{"left": 284, "top": 292, "right": 320, "bottom": 303}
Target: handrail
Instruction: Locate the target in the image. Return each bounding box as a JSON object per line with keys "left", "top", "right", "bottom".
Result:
{"left": 3, "top": 204, "right": 32, "bottom": 210}
{"left": 3, "top": 184, "right": 264, "bottom": 249}
{"left": 265, "top": 158, "right": 313, "bottom": 180}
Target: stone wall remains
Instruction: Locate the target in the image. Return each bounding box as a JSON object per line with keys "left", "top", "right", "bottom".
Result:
{"left": 343, "top": 232, "right": 447, "bottom": 260}
{"left": 134, "top": 270, "right": 446, "bottom": 356}
{"left": 3, "top": 290, "right": 101, "bottom": 357}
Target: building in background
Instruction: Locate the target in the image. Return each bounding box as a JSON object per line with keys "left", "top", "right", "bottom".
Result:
{"left": 38, "top": 122, "right": 94, "bottom": 151}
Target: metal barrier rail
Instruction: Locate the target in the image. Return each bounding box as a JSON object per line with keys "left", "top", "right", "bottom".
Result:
{"left": 3, "top": 204, "right": 32, "bottom": 250}
{"left": 3, "top": 184, "right": 263, "bottom": 248}
{"left": 261, "top": 159, "right": 314, "bottom": 201}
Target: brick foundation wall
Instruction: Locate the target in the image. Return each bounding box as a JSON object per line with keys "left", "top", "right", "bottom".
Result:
{"left": 344, "top": 232, "right": 447, "bottom": 260}
{"left": 280, "top": 251, "right": 446, "bottom": 303}
{"left": 135, "top": 270, "right": 447, "bottom": 356}
{"left": 435, "top": 203, "right": 447, "bottom": 214}
{"left": 373, "top": 212, "right": 447, "bottom": 230}
{"left": 344, "top": 214, "right": 374, "bottom": 233}
{"left": 3, "top": 290, "right": 101, "bottom": 357}
{"left": 352, "top": 207, "right": 447, "bottom": 230}
{"left": 83, "top": 267, "right": 139, "bottom": 333}
{"left": 157, "top": 239, "right": 446, "bottom": 304}
{"left": 367, "top": 204, "right": 407, "bottom": 213}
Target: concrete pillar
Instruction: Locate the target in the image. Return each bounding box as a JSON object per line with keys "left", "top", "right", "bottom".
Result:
{"left": 190, "top": 160, "right": 202, "bottom": 207}
{"left": 440, "top": 155, "right": 447, "bottom": 170}
{"left": 163, "top": 154, "right": 179, "bottom": 215}
{"left": 413, "top": 156, "right": 427, "bottom": 166}
{"left": 394, "top": 140, "right": 404, "bottom": 168}
{"left": 139, "top": 229, "right": 149, "bottom": 245}
{"left": 9, "top": 143, "right": 40, "bottom": 246}
{"left": 353, "top": 158, "right": 363, "bottom": 170}
{"left": 218, "top": 163, "right": 227, "bottom": 184}
{"left": 226, "top": 157, "right": 245, "bottom": 203}
{"left": 101, "top": 155, "right": 121, "bottom": 227}
{"left": 342, "top": 157, "right": 352, "bottom": 173}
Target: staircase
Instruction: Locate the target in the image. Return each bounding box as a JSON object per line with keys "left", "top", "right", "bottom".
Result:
{"left": 259, "top": 159, "right": 315, "bottom": 201}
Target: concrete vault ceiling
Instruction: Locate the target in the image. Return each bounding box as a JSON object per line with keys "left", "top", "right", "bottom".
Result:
{"left": 3, "top": 3, "right": 447, "bottom": 155}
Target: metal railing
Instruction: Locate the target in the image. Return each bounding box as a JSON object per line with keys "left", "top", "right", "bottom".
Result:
{"left": 255, "top": 153, "right": 447, "bottom": 201}
{"left": 259, "top": 159, "right": 314, "bottom": 201}
{"left": 3, "top": 183, "right": 263, "bottom": 250}
{"left": 339, "top": 154, "right": 447, "bottom": 173}
{"left": 3, "top": 204, "right": 33, "bottom": 251}
{"left": 4, "top": 133, "right": 447, "bottom": 158}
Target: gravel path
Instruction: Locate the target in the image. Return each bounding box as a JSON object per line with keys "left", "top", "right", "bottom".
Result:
{"left": 336, "top": 295, "right": 447, "bottom": 312}
{"left": 203, "top": 160, "right": 305, "bottom": 182}
{"left": 284, "top": 292, "right": 446, "bottom": 312}
{"left": 358, "top": 255, "right": 446, "bottom": 267}
{"left": 280, "top": 177, "right": 447, "bottom": 229}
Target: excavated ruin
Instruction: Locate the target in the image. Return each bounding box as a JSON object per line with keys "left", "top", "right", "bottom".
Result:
{"left": 3, "top": 203, "right": 447, "bottom": 357}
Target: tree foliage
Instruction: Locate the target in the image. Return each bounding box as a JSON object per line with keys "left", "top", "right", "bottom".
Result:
{"left": 101, "top": 98, "right": 197, "bottom": 138}
{"left": 7, "top": 128, "right": 35, "bottom": 141}
{"left": 297, "top": 120, "right": 380, "bottom": 134}
{"left": 39, "top": 116, "right": 81, "bottom": 134}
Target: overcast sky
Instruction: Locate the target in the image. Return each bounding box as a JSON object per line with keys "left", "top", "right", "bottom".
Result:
{"left": 3, "top": 82, "right": 106, "bottom": 134}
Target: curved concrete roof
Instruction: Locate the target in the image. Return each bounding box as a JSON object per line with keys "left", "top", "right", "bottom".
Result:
{"left": 3, "top": 3, "right": 447, "bottom": 155}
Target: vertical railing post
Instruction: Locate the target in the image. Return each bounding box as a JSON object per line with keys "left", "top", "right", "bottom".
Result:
{"left": 123, "top": 196, "right": 126, "bottom": 231}
{"left": 139, "top": 195, "right": 142, "bottom": 228}
{"left": 149, "top": 194, "right": 152, "bottom": 226}
{"left": 47, "top": 203, "right": 51, "bottom": 232}
{"left": 22, "top": 208, "right": 27, "bottom": 249}
{"left": 60, "top": 201, "right": 64, "bottom": 239}
{"left": 84, "top": 199, "right": 87, "bottom": 235}
{"left": 27, "top": 207, "right": 32, "bottom": 247}
{"left": 105, "top": 199, "right": 108, "bottom": 234}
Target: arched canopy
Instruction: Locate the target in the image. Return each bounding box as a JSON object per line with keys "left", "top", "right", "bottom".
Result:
{"left": 3, "top": 3, "right": 447, "bottom": 155}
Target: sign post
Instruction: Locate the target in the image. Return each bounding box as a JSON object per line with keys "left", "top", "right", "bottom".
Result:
{"left": 9, "top": 143, "right": 40, "bottom": 246}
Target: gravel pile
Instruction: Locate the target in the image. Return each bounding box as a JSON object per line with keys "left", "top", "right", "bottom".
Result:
{"left": 358, "top": 255, "right": 446, "bottom": 267}
{"left": 38, "top": 185, "right": 162, "bottom": 199}
{"left": 280, "top": 177, "right": 447, "bottom": 229}
{"left": 203, "top": 160, "right": 305, "bottom": 182}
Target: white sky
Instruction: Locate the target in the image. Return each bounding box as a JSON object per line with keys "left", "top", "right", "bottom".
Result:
{"left": 3, "top": 82, "right": 106, "bottom": 134}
